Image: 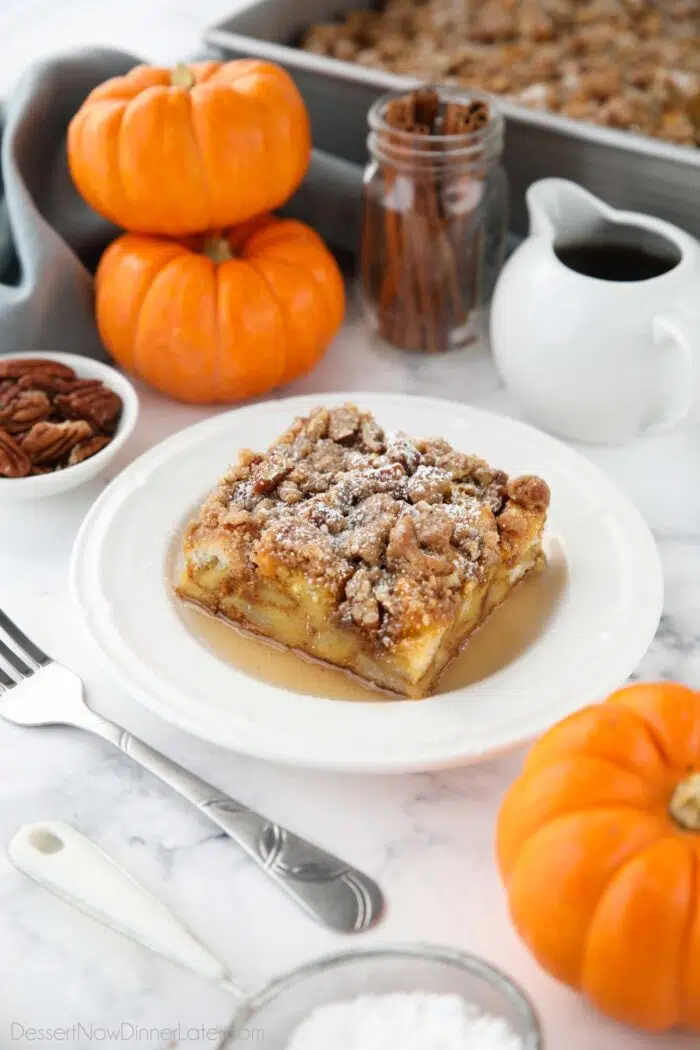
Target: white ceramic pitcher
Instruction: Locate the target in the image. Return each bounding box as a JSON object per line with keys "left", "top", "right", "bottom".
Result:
{"left": 490, "top": 178, "right": 700, "bottom": 444}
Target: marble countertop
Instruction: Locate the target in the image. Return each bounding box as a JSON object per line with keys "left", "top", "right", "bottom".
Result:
{"left": 2, "top": 3, "right": 700, "bottom": 1049}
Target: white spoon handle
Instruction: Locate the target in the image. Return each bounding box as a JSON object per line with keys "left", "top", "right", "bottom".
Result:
{"left": 7, "top": 821, "right": 239, "bottom": 993}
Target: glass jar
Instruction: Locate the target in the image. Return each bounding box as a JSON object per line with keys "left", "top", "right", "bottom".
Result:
{"left": 361, "top": 87, "right": 508, "bottom": 353}
{"left": 226, "top": 945, "right": 543, "bottom": 1048}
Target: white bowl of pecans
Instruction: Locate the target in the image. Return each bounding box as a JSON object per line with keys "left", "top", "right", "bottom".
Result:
{"left": 0, "top": 352, "right": 139, "bottom": 501}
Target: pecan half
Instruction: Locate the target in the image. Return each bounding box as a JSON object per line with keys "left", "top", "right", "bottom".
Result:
{"left": 55, "top": 384, "right": 123, "bottom": 434}
{"left": 0, "top": 428, "right": 32, "bottom": 477}
{"left": 67, "top": 434, "right": 112, "bottom": 466}
{"left": 0, "top": 389, "right": 52, "bottom": 434}
{"left": 251, "top": 451, "right": 294, "bottom": 494}
{"left": 328, "top": 404, "right": 361, "bottom": 443}
{"left": 17, "top": 373, "right": 103, "bottom": 395}
{"left": 21, "top": 420, "right": 93, "bottom": 466}
{"left": 0, "top": 358, "right": 75, "bottom": 381}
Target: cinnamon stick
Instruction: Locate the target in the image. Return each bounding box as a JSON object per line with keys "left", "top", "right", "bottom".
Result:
{"left": 362, "top": 89, "right": 491, "bottom": 352}
{"left": 378, "top": 96, "right": 416, "bottom": 348}
{"left": 395, "top": 117, "right": 441, "bottom": 353}
{"left": 446, "top": 99, "right": 489, "bottom": 135}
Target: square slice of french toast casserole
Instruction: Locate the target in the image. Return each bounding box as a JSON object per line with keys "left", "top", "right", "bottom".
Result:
{"left": 177, "top": 404, "right": 550, "bottom": 698}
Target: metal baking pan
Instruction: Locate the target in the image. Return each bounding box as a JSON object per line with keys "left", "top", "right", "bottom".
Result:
{"left": 206, "top": 0, "right": 700, "bottom": 239}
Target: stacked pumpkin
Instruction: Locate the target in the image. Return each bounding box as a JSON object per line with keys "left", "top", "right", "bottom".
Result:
{"left": 68, "top": 61, "right": 345, "bottom": 403}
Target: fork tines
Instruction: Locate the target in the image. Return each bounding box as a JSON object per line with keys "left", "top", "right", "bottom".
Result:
{"left": 0, "top": 608, "right": 50, "bottom": 687}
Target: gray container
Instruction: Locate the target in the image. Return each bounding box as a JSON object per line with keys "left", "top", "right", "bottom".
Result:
{"left": 206, "top": 0, "right": 700, "bottom": 239}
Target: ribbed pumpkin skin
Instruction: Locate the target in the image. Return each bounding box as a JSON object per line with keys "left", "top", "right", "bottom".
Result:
{"left": 497, "top": 682, "right": 700, "bottom": 1034}
{"left": 95, "top": 217, "right": 345, "bottom": 404}
{"left": 68, "top": 61, "right": 311, "bottom": 235}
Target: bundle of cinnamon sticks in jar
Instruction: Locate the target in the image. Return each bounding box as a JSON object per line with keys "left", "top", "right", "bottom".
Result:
{"left": 361, "top": 87, "right": 494, "bottom": 353}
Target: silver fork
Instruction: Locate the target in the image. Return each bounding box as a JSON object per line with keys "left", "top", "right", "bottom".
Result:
{"left": 0, "top": 608, "right": 383, "bottom": 933}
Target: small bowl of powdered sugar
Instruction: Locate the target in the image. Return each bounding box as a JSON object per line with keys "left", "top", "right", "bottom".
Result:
{"left": 225, "top": 945, "right": 542, "bottom": 1049}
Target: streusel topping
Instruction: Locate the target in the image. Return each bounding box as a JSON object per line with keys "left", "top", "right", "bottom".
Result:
{"left": 302, "top": 0, "right": 700, "bottom": 148}
{"left": 189, "top": 405, "right": 549, "bottom": 646}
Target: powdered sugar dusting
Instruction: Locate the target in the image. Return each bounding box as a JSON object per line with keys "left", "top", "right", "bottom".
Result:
{"left": 284, "top": 992, "right": 525, "bottom": 1050}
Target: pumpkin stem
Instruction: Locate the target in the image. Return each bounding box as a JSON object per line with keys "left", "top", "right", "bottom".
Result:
{"left": 670, "top": 773, "right": 700, "bottom": 832}
{"left": 202, "top": 235, "right": 234, "bottom": 265}
{"left": 170, "top": 64, "right": 196, "bottom": 90}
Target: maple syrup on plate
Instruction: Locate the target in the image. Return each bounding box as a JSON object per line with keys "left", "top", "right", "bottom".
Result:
{"left": 176, "top": 540, "right": 568, "bottom": 702}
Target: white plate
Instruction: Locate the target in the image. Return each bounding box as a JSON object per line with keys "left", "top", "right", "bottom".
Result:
{"left": 71, "top": 393, "right": 662, "bottom": 774}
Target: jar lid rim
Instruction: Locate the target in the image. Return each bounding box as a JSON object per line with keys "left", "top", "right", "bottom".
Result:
{"left": 368, "top": 85, "right": 505, "bottom": 146}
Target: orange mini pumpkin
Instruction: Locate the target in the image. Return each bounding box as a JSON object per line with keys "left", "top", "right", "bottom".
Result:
{"left": 68, "top": 61, "right": 311, "bottom": 235}
{"left": 95, "top": 216, "right": 345, "bottom": 403}
{"left": 498, "top": 682, "right": 700, "bottom": 1033}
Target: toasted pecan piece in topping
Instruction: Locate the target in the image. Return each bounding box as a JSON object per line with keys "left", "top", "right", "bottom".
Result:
{"left": 251, "top": 451, "right": 294, "bottom": 494}
{"left": 277, "top": 480, "right": 303, "bottom": 504}
{"left": 22, "top": 419, "right": 93, "bottom": 465}
{"left": 299, "top": 493, "right": 346, "bottom": 535}
{"left": 302, "top": 407, "right": 330, "bottom": 443}
{"left": 412, "top": 503, "right": 455, "bottom": 552}
{"left": 407, "top": 465, "right": 452, "bottom": 504}
{"left": 386, "top": 512, "right": 453, "bottom": 577}
{"left": 289, "top": 460, "right": 333, "bottom": 495}
{"left": 386, "top": 433, "right": 421, "bottom": 474}
{"left": 360, "top": 415, "right": 385, "bottom": 453}
{"left": 0, "top": 428, "right": 32, "bottom": 477}
{"left": 335, "top": 462, "right": 407, "bottom": 507}
{"left": 415, "top": 436, "right": 453, "bottom": 466}
{"left": 328, "top": 404, "right": 361, "bottom": 444}
{"left": 306, "top": 439, "right": 352, "bottom": 475}
{"left": 484, "top": 469, "right": 509, "bottom": 514}
{"left": 338, "top": 492, "right": 399, "bottom": 566}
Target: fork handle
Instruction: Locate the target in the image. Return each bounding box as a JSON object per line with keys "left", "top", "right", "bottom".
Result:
{"left": 88, "top": 715, "right": 382, "bottom": 933}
